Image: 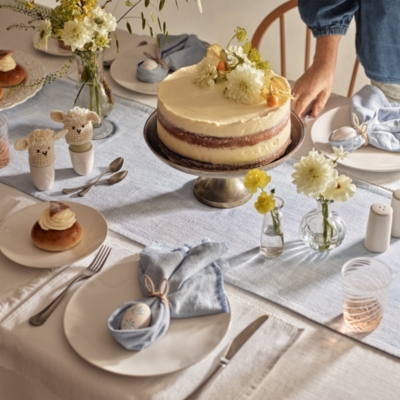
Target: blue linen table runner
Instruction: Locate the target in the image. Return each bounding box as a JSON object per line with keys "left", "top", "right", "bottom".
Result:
{"left": 2, "top": 79, "right": 400, "bottom": 358}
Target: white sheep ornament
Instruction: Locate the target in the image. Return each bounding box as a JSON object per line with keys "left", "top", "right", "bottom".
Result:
{"left": 14, "top": 128, "right": 67, "bottom": 191}
{"left": 50, "top": 107, "right": 100, "bottom": 176}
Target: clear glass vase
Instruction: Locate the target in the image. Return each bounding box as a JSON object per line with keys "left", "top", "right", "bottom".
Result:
{"left": 260, "top": 197, "right": 284, "bottom": 257}
{"left": 299, "top": 198, "right": 346, "bottom": 252}
{"left": 74, "top": 50, "right": 115, "bottom": 140}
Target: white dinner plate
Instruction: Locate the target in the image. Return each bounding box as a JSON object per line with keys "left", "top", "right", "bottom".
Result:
{"left": 311, "top": 104, "right": 400, "bottom": 172}
{"left": 110, "top": 43, "right": 160, "bottom": 95}
{"left": 0, "top": 201, "right": 108, "bottom": 268}
{"left": 0, "top": 51, "right": 46, "bottom": 111}
{"left": 32, "top": 33, "right": 72, "bottom": 57}
{"left": 64, "top": 260, "right": 231, "bottom": 376}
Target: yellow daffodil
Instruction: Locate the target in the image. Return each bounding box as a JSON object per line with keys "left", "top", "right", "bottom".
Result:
{"left": 244, "top": 169, "right": 271, "bottom": 194}
{"left": 254, "top": 191, "right": 276, "bottom": 214}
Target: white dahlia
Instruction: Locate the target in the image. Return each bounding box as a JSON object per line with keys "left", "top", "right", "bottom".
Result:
{"left": 224, "top": 64, "right": 264, "bottom": 104}
{"left": 225, "top": 45, "right": 252, "bottom": 68}
{"left": 85, "top": 6, "right": 117, "bottom": 36}
{"left": 292, "top": 149, "right": 337, "bottom": 198}
{"left": 323, "top": 174, "right": 356, "bottom": 202}
{"left": 193, "top": 57, "right": 218, "bottom": 87}
{"left": 34, "top": 19, "right": 52, "bottom": 51}
{"left": 61, "top": 20, "right": 93, "bottom": 51}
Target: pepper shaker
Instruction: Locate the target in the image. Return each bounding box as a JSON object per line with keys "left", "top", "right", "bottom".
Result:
{"left": 391, "top": 189, "right": 400, "bottom": 237}
{"left": 364, "top": 203, "right": 393, "bottom": 253}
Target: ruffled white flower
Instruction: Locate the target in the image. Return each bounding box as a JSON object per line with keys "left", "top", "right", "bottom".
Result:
{"left": 84, "top": 6, "right": 117, "bottom": 36}
{"left": 292, "top": 149, "right": 337, "bottom": 198}
{"left": 225, "top": 45, "right": 252, "bottom": 68}
{"left": 332, "top": 145, "right": 350, "bottom": 160}
{"left": 61, "top": 20, "right": 93, "bottom": 51}
{"left": 193, "top": 57, "right": 218, "bottom": 87}
{"left": 34, "top": 19, "right": 52, "bottom": 51}
{"left": 322, "top": 174, "right": 356, "bottom": 202}
{"left": 224, "top": 64, "right": 264, "bottom": 104}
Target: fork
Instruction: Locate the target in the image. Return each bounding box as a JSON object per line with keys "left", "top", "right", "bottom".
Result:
{"left": 29, "top": 245, "right": 112, "bottom": 326}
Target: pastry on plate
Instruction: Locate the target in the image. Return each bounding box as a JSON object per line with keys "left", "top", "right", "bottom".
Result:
{"left": 31, "top": 201, "right": 83, "bottom": 251}
{"left": 0, "top": 50, "right": 26, "bottom": 87}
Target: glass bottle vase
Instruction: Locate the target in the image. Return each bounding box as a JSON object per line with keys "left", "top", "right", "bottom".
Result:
{"left": 74, "top": 50, "right": 115, "bottom": 140}
{"left": 260, "top": 197, "right": 284, "bottom": 257}
{"left": 299, "top": 198, "right": 346, "bottom": 252}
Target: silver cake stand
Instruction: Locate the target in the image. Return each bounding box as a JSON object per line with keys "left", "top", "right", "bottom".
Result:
{"left": 144, "top": 111, "right": 305, "bottom": 209}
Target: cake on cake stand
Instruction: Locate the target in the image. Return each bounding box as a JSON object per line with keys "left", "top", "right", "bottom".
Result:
{"left": 144, "top": 111, "right": 305, "bottom": 209}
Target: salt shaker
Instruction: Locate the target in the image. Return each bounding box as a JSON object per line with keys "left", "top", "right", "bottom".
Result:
{"left": 364, "top": 203, "right": 393, "bottom": 252}
{"left": 391, "top": 189, "right": 400, "bottom": 237}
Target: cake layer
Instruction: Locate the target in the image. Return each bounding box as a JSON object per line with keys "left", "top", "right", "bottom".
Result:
{"left": 157, "top": 65, "right": 290, "bottom": 138}
{"left": 157, "top": 118, "right": 291, "bottom": 165}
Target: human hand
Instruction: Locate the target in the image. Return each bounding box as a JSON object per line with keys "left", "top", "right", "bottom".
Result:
{"left": 291, "top": 61, "right": 335, "bottom": 119}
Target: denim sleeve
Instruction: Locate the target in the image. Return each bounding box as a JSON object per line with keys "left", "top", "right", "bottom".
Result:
{"left": 298, "top": 0, "right": 359, "bottom": 37}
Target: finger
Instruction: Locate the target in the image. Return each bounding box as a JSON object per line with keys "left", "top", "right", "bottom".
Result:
{"left": 293, "top": 93, "right": 316, "bottom": 118}
{"left": 311, "top": 90, "right": 331, "bottom": 118}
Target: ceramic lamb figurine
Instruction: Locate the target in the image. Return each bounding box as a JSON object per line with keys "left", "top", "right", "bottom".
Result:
{"left": 14, "top": 128, "right": 67, "bottom": 191}
{"left": 50, "top": 107, "right": 100, "bottom": 176}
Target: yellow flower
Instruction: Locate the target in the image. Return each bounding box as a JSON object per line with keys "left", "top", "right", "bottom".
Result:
{"left": 244, "top": 169, "right": 271, "bottom": 194}
{"left": 25, "top": 2, "right": 34, "bottom": 10}
{"left": 254, "top": 191, "right": 276, "bottom": 214}
{"left": 235, "top": 27, "right": 247, "bottom": 42}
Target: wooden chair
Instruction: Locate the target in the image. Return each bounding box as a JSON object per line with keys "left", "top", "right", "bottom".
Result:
{"left": 251, "top": 0, "right": 360, "bottom": 97}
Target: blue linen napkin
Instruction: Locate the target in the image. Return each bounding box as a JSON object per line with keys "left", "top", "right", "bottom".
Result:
{"left": 136, "top": 34, "right": 208, "bottom": 83}
{"left": 329, "top": 84, "right": 400, "bottom": 152}
{"left": 107, "top": 240, "right": 230, "bottom": 351}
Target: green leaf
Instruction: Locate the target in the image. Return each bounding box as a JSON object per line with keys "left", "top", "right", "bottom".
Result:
{"left": 150, "top": 26, "right": 154, "bottom": 37}
{"left": 126, "top": 21, "right": 132, "bottom": 34}
{"left": 163, "top": 21, "right": 166, "bottom": 34}
{"left": 114, "top": 34, "right": 120, "bottom": 52}
{"left": 125, "top": 1, "right": 133, "bottom": 6}
{"left": 159, "top": 0, "right": 165, "bottom": 11}
{"left": 141, "top": 12, "right": 145, "bottom": 30}
{"left": 157, "top": 35, "right": 161, "bottom": 48}
{"left": 157, "top": 17, "right": 161, "bottom": 30}
{"left": 145, "top": 0, "right": 149, "bottom": 6}
{"left": 151, "top": 12, "right": 155, "bottom": 24}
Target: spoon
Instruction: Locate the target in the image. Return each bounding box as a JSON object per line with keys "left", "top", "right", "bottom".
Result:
{"left": 62, "top": 157, "right": 124, "bottom": 194}
{"left": 78, "top": 170, "right": 128, "bottom": 197}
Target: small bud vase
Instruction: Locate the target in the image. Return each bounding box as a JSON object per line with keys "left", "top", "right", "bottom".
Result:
{"left": 260, "top": 197, "right": 284, "bottom": 257}
{"left": 74, "top": 50, "right": 115, "bottom": 140}
{"left": 299, "top": 198, "right": 346, "bottom": 252}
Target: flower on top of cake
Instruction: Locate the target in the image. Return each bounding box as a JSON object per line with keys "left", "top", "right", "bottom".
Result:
{"left": 193, "top": 27, "right": 293, "bottom": 106}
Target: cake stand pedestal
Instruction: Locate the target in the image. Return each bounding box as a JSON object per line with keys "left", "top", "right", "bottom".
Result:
{"left": 144, "top": 111, "right": 305, "bottom": 209}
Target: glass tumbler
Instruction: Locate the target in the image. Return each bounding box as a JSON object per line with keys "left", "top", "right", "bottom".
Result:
{"left": 0, "top": 114, "right": 10, "bottom": 168}
{"left": 341, "top": 257, "right": 393, "bottom": 332}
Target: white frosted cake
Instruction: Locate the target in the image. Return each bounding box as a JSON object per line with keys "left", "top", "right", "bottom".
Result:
{"left": 156, "top": 65, "right": 291, "bottom": 169}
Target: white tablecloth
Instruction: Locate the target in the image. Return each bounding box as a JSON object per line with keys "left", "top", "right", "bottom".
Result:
{"left": 2, "top": 5, "right": 400, "bottom": 400}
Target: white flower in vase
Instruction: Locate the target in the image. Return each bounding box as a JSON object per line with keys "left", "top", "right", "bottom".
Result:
{"left": 34, "top": 20, "right": 52, "bottom": 51}
{"left": 61, "top": 21, "right": 93, "bottom": 52}
{"left": 84, "top": 6, "right": 117, "bottom": 36}
{"left": 323, "top": 174, "right": 356, "bottom": 202}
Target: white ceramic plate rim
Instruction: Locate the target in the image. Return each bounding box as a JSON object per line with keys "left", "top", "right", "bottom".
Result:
{"left": 110, "top": 43, "right": 160, "bottom": 95}
{"left": 0, "top": 51, "right": 46, "bottom": 111}
{"left": 32, "top": 33, "right": 72, "bottom": 57}
{"left": 0, "top": 201, "right": 108, "bottom": 268}
{"left": 64, "top": 259, "right": 231, "bottom": 376}
{"left": 311, "top": 104, "right": 400, "bottom": 172}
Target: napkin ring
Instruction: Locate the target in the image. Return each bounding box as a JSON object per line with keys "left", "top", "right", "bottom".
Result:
{"left": 143, "top": 275, "right": 170, "bottom": 306}
{"left": 352, "top": 113, "right": 369, "bottom": 146}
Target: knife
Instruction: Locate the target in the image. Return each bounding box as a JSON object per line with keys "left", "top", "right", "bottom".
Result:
{"left": 185, "top": 315, "right": 269, "bottom": 400}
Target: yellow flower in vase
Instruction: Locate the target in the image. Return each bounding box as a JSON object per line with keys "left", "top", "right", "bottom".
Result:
{"left": 244, "top": 169, "right": 284, "bottom": 257}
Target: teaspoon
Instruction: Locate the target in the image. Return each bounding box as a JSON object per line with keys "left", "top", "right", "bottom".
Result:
{"left": 62, "top": 157, "right": 124, "bottom": 194}
{"left": 78, "top": 170, "right": 128, "bottom": 197}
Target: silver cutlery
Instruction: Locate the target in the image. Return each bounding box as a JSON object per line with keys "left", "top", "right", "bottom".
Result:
{"left": 29, "top": 245, "right": 112, "bottom": 326}
{"left": 77, "top": 170, "right": 128, "bottom": 197}
{"left": 62, "top": 157, "right": 124, "bottom": 194}
{"left": 184, "top": 315, "right": 269, "bottom": 400}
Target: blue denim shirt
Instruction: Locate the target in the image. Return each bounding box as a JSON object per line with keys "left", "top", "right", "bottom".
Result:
{"left": 298, "top": 0, "right": 400, "bottom": 84}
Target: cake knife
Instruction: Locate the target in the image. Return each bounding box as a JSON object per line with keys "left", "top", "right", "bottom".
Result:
{"left": 184, "top": 314, "right": 269, "bottom": 400}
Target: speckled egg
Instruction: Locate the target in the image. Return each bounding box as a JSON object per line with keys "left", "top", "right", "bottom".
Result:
{"left": 141, "top": 60, "right": 159, "bottom": 71}
{"left": 330, "top": 126, "right": 358, "bottom": 142}
{"left": 120, "top": 303, "right": 152, "bottom": 331}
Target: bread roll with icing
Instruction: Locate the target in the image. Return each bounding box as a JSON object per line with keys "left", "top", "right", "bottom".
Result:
{"left": 31, "top": 201, "right": 83, "bottom": 251}
{"left": 0, "top": 50, "right": 26, "bottom": 87}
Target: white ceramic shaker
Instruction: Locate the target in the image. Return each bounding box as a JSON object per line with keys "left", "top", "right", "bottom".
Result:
{"left": 390, "top": 189, "right": 400, "bottom": 237}
{"left": 364, "top": 203, "right": 393, "bottom": 253}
